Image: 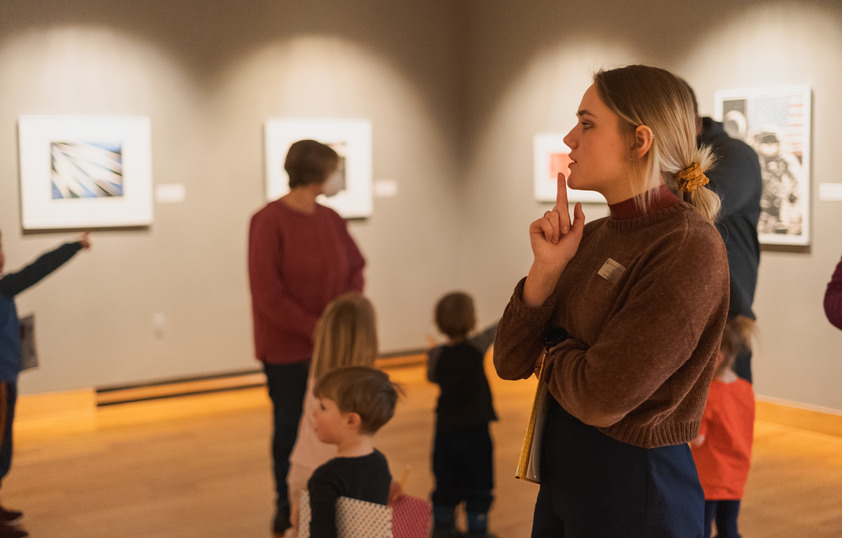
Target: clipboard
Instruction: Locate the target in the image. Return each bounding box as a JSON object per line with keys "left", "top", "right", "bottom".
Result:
{"left": 515, "top": 356, "right": 549, "bottom": 483}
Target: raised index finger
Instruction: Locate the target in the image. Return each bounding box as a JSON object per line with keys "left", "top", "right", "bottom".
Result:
{"left": 555, "top": 172, "right": 571, "bottom": 234}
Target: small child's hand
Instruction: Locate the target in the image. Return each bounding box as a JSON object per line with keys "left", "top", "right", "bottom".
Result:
{"left": 290, "top": 502, "right": 300, "bottom": 529}
{"left": 79, "top": 232, "right": 92, "bottom": 250}
{"left": 532, "top": 352, "right": 544, "bottom": 379}
{"left": 387, "top": 479, "right": 404, "bottom": 504}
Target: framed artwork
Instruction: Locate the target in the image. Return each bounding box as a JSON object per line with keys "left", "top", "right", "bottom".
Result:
{"left": 715, "top": 86, "right": 811, "bottom": 246}
{"left": 265, "top": 118, "right": 373, "bottom": 219}
{"left": 18, "top": 116, "right": 153, "bottom": 230}
{"left": 533, "top": 133, "right": 604, "bottom": 204}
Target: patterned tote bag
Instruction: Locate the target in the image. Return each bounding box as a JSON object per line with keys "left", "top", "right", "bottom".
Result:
{"left": 389, "top": 494, "right": 432, "bottom": 538}
{"left": 298, "top": 490, "right": 392, "bottom": 537}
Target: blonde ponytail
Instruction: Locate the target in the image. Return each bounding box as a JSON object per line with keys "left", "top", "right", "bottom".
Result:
{"left": 671, "top": 145, "right": 721, "bottom": 222}
{"left": 682, "top": 185, "right": 721, "bottom": 223}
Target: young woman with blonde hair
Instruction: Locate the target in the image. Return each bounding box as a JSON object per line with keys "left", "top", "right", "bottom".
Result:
{"left": 494, "top": 65, "right": 729, "bottom": 536}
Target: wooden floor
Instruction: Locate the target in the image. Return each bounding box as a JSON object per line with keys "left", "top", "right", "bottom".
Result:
{"left": 9, "top": 361, "right": 842, "bottom": 537}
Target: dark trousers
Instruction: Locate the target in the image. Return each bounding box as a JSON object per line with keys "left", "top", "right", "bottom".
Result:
{"left": 531, "top": 399, "right": 704, "bottom": 537}
{"left": 264, "top": 361, "right": 310, "bottom": 509}
{"left": 704, "top": 500, "right": 742, "bottom": 538}
{"left": 0, "top": 382, "right": 16, "bottom": 485}
{"left": 432, "top": 423, "right": 494, "bottom": 515}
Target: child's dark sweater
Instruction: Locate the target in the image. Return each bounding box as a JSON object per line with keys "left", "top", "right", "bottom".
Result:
{"left": 307, "top": 449, "right": 391, "bottom": 538}
{"left": 428, "top": 340, "right": 497, "bottom": 433}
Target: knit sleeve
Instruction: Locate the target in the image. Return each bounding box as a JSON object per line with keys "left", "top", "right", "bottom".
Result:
{"left": 824, "top": 255, "right": 842, "bottom": 330}
{"left": 544, "top": 224, "right": 729, "bottom": 430}
{"left": 493, "top": 278, "right": 555, "bottom": 381}
{"left": 335, "top": 212, "right": 365, "bottom": 292}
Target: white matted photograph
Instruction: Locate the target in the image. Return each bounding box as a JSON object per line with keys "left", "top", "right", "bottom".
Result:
{"left": 715, "top": 86, "right": 811, "bottom": 246}
{"left": 18, "top": 116, "right": 153, "bottom": 230}
{"left": 533, "top": 133, "right": 605, "bottom": 204}
{"left": 265, "top": 118, "right": 373, "bottom": 219}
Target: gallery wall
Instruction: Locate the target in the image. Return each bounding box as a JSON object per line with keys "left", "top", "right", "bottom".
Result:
{"left": 2, "top": 0, "right": 841, "bottom": 414}
{"left": 0, "top": 1, "right": 467, "bottom": 393}
{"left": 459, "top": 0, "right": 842, "bottom": 412}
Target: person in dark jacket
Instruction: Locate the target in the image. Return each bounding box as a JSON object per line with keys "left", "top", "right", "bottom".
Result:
{"left": 0, "top": 230, "right": 91, "bottom": 538}
{"left": 689, "top": 86, "right": 763, "bottom": 382}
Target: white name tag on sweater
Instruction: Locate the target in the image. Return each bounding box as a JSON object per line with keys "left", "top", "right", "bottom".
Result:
{"left": 598, "top": 258, "right": 625, "bottom": 283}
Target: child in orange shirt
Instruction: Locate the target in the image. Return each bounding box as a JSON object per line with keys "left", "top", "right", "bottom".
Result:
{"left": 691, "top": 316, "right": 756, "bottom": 538}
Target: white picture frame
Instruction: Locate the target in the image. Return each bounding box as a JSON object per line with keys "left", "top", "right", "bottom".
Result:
{"left": 533, "top": 133, "right": 604, "bottom": 204}
{"left": 265, "top": 118, "right": 373, "bottom": 219}
{"left": 18, "top": 116, "right": 153, "bottom": 230}
{"left": 714, "top": 86, "right": 811, "bottom": 246}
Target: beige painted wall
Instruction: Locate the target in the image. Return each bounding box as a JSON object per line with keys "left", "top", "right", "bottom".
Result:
{"left": 460, "top": 0, "right": 842, "bottom": 411}
{"left": 1, "top": 1, "right": 466, "bottom": 393}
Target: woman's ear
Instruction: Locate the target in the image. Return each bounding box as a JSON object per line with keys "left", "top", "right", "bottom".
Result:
{"left": 632, "top": 125, "right": 655, "bottom": 158}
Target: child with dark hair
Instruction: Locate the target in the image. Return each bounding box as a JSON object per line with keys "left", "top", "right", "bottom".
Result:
{"left": 427, "top": 291, "right": 497, "bottom": 537}
{"left": 691, "top": 316, "right": 756, "bottom": 538}
{"left": 0, "top": 231, "right": 91, "bottom": 538}
{"left": 306, "top": 366, "right": 399, "bottom": 537}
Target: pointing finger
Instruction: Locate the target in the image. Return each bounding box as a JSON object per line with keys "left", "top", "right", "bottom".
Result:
{"left": 555, "top": 172, "right": 571, "bottom": 234}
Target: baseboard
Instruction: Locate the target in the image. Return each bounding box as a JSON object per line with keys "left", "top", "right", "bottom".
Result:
{"left": 755, "top": 396, "right": 842, "bottom": 438}
{"left": 16, "top": 386, "right": 842, "bottom": 438}
{"left": 96, "top": 370, "right": 267, "bottom": 406}
{"left": 375, "top": 352, "right": 426, "bottom": 369}
{"left": 92, "top": 354, "right": 427, "bottom": 406}
{"left": 16, "top": 353, "right": 430, "bottom": 416}
{"left": 30, "top": 356, "right": 842, "bottom": 439}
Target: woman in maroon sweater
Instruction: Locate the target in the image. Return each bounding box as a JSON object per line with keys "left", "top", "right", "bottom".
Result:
{"left": 248, "top": 140, "right": 365, "bottom": 533}
{"left": 494, "top": 66, "right": 729, "bottom": 536}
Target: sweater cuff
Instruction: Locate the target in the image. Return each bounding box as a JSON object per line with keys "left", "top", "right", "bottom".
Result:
{"left": 509, "top": 277, "right": 557, "bottom": 321}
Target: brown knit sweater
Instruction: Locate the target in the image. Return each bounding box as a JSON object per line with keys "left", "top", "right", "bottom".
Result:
{"left": 494, "top": 198, "right": 729, "bottom": 448}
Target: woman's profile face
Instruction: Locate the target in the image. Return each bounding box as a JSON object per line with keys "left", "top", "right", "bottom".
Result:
{"left": 563, "top": 84, "right": 632, "bottom": 201}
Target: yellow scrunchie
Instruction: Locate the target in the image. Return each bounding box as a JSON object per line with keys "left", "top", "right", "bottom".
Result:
{"left": 675, "top": 162, "right": 709, "bottom": 193}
